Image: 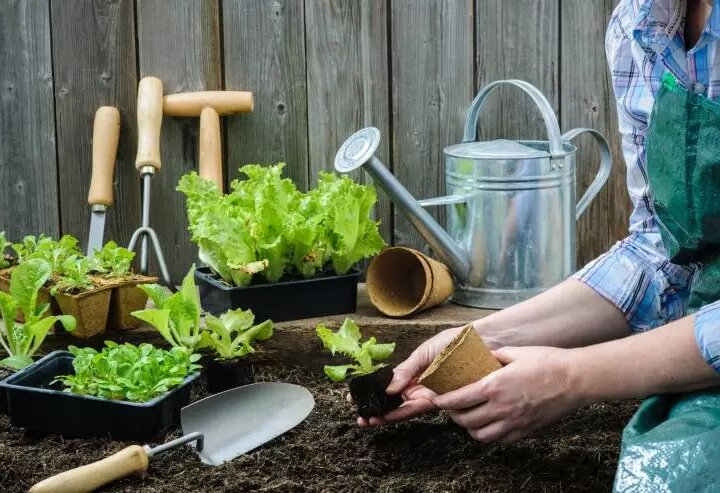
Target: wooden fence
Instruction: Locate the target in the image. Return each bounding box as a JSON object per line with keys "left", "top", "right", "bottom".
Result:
{"left": 0, "top": 0, "right": 628, "bottom": 284}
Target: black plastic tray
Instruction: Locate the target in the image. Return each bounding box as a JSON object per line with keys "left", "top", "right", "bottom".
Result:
{"left": 195, "top": 266, "right": 361, "bottom": 322}
{"left": 0, "top": 351, "right": 199, "bottom": 440}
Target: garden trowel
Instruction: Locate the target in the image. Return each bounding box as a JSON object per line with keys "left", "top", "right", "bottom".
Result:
{"left": 86, "top": 106, "right": 121, "bottom": 257}
{"left": 29, "top": 383, "right": 315, "bottom": 493}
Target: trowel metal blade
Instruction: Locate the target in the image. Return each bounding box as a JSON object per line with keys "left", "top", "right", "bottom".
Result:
{"left": 181, "top": 382, "right": 315, "bottom": 466}
{"left": 86, "top": 209, "right": 106, "bottom": 257}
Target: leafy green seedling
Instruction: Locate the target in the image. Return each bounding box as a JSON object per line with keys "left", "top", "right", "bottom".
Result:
{"left": 0, "top": 259, "right": 76, "bottom": 370}
{"left": 13, "top": 235, "right": 81, "bottom": 273}
{"left": 316, "top": 318, "right": 395, "bottom": 382}
{"left": 201, "top": 308, "right": 274, "bottom": 360}
{"left": 53, "top": 341, "right": 201, "bottom": 402}
{"left": 0, "top": 232, "right": 10, "bottom": 269}
{"left": 132, "top": 265, "right": 204, "bottom": 353}
{"left": 90, "top": 241, "right": 136, "bottom": 277}
{"left": 51, "top": 255, "right": 95, "bottom": 295}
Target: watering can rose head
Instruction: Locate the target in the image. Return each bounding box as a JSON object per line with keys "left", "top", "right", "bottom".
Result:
{"left": 177, "top": 164, "right": 385, "bottom": 287}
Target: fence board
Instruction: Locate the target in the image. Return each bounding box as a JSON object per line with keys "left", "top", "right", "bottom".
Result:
{"left": 51, "top": 0, "right": 138, "bottom": 251}
{"left": 223, "top": 0, "right": 308, "bottom": 191}
{"left": 475, "top": 0, "right": 560, "bottom": 142}
{"left": 0, "top": 0, "right": 59, "bottom": 240}
{"left": 305, "top": 0, "right": 392, "bottom": 242}
{"left": 562, "top": 0, "right": 628, "bottom": 266}
{"left": 136, "top": 0, "right": 222, "bottom": 283}
{"left": 391, "top": 0, "right": 474, "bottom": 253}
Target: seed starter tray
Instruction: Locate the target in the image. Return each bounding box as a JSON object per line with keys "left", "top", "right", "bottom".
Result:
{"left": 195, "top": 266, "right": 361, "bottom": 322}
{"left": 0, "top": 351, "right": 199, "bottom": 440}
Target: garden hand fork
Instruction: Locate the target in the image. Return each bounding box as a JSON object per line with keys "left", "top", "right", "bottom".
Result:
{"left": 127, "top": 77, "right": 171, "bottom": 286}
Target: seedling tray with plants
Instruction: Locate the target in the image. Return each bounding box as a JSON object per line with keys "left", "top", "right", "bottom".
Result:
{"left": 0, "top": 345, "right": 200, "bottom": 440}
{"left": 0, "top": 233, "right": 157, "bottom": 337}
{"left": 178, "top": 164, "right": 385, "bottom": 321}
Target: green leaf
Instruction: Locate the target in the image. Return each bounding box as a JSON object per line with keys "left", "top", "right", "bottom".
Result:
{"left": 132, "top": 309, "right": 174, "bottom": 346}
{"left": 1, "top": 354, "right": 34, "bottom": 370}
{"left": 323, "top": 365, "right": 354, "bottom": 383}
{"left": 137, "top": 284, "right": 170, "bottom": 309}
{"left": 10, "top": 258, "right": 51, "bottom": 320}
{"left": 201, "top": 307, "right": 273, "bottom": 359}
{"left": 368, "top": 343, "right": 395, "bottom": 362}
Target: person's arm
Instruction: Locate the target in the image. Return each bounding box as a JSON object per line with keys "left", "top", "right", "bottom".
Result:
{"left": 428, "top": 314, "right": 720, "bottom": 443}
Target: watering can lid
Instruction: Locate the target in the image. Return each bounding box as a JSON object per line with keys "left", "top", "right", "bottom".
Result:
{"left": 445, "top": 139, "right": 549, "bottom": 160}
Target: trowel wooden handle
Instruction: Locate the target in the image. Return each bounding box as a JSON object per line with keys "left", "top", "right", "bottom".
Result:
{"left": 199, "top": 106, "right": 223, "bottom": 191}
{"left": 88, "top": 106, "right": 120, "bottom": 206}
{"left": 136, "top": 76, "right": 163, "bottom": 171}
{"left": 163, "top": 91, "right": 254, "bottom": 116}
{"left": 29, "top": 445, "right": 149, "bottom": 493}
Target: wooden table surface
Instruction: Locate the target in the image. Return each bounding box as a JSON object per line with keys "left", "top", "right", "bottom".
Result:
{"left": 44, "top": 284, "right": 494, "bottom": 367}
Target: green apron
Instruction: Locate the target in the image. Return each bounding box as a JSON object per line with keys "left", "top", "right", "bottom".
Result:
{"left": 614, "top": 73, "right": 720, "bottom": 492}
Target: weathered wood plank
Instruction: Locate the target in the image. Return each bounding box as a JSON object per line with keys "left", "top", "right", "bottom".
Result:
{"left": 0, "top": 0, "right": 59, "bottom": 240}
{"left": 51, "top": 0, "right": 139, "bottom": 251}
{"left": 305, "top": 0, "right": 392, "bottom": 242}
{"left": 136, "top": 0, "right": 222, "bottom": 283}
{"left": 475, "top": 1, "right": 560, "bottom": 142}
{"left": 223, "top": 0, "right": 308, "bottom": 191}
{"left": 562, "top": 0, "right": 628, "bottom": 266}
{"left": 391, "top": 0, "right": 474, "bottom": 253}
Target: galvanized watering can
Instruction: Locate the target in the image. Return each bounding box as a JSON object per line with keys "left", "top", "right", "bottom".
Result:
{"left": 334, "top": 79, "right": 612, "bottom": 309}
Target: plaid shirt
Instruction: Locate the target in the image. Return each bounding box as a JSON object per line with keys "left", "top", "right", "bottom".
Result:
{"left": 572, "top": 0, "right": 720, "bottom": 370}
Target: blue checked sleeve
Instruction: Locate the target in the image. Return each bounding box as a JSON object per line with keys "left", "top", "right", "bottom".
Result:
{"left": 694, "top": 302, "right": 720, "bottom": 372}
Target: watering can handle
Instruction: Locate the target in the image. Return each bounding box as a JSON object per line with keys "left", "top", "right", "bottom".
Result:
{"left": 562, "top": 128, "right": 613, "bottom": 219}
{"left": 463, "top": 79, "right": 564, "bottom": 157}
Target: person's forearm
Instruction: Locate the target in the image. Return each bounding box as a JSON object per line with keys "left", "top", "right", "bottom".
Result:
{"left": 569, "top": 315, "right": 720, "bottom": 404}
{"left": 474, "top": 279, "right": 631, "bottom": 349}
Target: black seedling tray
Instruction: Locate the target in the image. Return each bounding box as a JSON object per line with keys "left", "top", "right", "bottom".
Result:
{"left": 0, "top": 351, "right": 199, "bottom": 440}
{"left": 195, "top": 266, "right": 361, "bottom": 322}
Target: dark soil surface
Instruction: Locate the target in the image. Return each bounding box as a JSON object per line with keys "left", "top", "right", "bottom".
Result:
{"left": 0, "top": 365, "right": 638, "bottom": 493}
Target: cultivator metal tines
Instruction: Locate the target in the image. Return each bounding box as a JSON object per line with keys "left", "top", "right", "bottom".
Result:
{"left": 128, "top": 76, "right": 171, "bottom": 287}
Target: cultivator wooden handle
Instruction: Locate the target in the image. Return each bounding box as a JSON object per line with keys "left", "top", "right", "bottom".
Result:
{"left": 29, "top": 445, "right": 149, "bottom": 493}
{"left": 87, "top": 106, "right": 120, "bottom": 207}
{"left": 163, "top": 90, "right": 254, "bottom": 191}
{"left": 135, "top": 77, "right": 164, "bottom": 172}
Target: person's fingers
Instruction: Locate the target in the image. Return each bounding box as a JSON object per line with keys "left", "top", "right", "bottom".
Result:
{"left": 447, "top": 403, "right": 502, "bottom": 430}
{"left": 491, "top": 346, "right": 523, "bottom": 365}
{"left": 468, "top": 421, "right": 510, "bottom": 444}
{"left": 386, "top": 344, "right": 433, "bottom": 394}
{"left": 379, "top": 397, "right": 436, "bottom": 423}
{"left": 432, "top": 378, "right": 493, "bottom": 410}
{"left": 499, "top": 429, "right": 528, "bottom": 444}
{"left": 357, "top": 416, "right": 368, "bottom": 427}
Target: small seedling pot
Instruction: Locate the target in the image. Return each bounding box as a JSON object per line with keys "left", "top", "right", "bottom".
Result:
{"left": 203, "top": 356, "right": 255, "bottom": 394}
{"left": 0, "top": 351, "right": 199, "bottom": 440}
{"left": 54, "top": 287, "right": 112, "bottom": 339}
{"left": 348, "top": 366, "right": 403, "bottom": 419}
{"left": 195, "top": 266, "right": 361, "bottom": 322}
{"left": 366, "top": 246, "right": 454, "bottom": 318}
{"left": 106, "top": 275, "right": 157, "bottom": 330}
{"left": 418, "top": 325, "right": 501, "bottom": 394}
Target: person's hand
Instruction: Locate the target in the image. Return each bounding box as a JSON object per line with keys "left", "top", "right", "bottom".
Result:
{"left": 357, "top": 326, "right": 465, "bottom": 427}
{"left": 432, "top": 346, "right": 583, "bottom": 443}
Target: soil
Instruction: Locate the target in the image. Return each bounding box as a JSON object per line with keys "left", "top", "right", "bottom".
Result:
{"left": 0, "top": 364, "right": 639, "bottom": 493}
{"left": 348, "top": 366, "right": 403, "bottom": 419}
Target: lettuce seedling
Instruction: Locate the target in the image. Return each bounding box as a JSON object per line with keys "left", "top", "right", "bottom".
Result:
{"left": 316, "top": 318, "right": 395, "bottom": 382}
{"left": 132, "top": 265, "right": 204, "bottom": 352}
{"left": 53, "top": 341, "right": 201, "bottom": 402}
{"left": 90, "top": 241, "right": 136, "bottom": 278}
{"left": 51, "top": 255, "right": 95, "bottom": 295}
{"left": 0, "top": 232, "right": 10, "bottom": 269}
{"left": 0, "top": 259, "right": 76, "bottom": 370}
{"left": 201, "top": 308, "right": 274, "bottom": 360}
{"left": 13, "top": 234, "right": 82, "bottom": 273}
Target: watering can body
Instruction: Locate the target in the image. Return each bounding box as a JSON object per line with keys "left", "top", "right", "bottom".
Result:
{"left": 335, "top": 80, "right": 612, "bottom": 309}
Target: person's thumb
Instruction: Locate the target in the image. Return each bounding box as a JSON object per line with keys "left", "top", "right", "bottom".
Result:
{"left": 491, "top": 346, "right": 523, "bottom": 366}
{"left": 386, "top": 344, "right": 433, "bottom": 394}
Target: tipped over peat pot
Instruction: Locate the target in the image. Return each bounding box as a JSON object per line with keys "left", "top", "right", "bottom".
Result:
{"left": 195, "top": 266, "right": 361, "bottom": 322}
{"left": 203, "top": 356, "right": 255, "bottom": 394}
{"left": 0, "top": 351, "right": 199, "bottom": 440}
{"left": 348, "top": 366, "right": 402, "bottom": 419}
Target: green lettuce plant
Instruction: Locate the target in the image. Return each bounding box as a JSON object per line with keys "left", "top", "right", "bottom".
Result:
{"left": 89, "top": 241, "right": 136, "bottom": 278}
{"left": 201, "top": 308, "right": 274, "bottom": 360}
{"left": 53, "top": 341, "right": 201, "bottom": 402}
{"left": 0, "top": 232, "right": 10, "bottom": 269}
{"left": 316, "top": 318, "right": 395, "bottom": 382}
{"left": 12, "top": 234, "right": 82, "bottom": 273}
{"left": 51, "top": 255, "right": 95, "bottom": 295}
{"left": 0, "top": 259, "right": 76, "bottom": 370}
{"left": 177, "top": 163, "right": 385, "bottom": 287}
{"left": 131, "top": 265, "right": 204, "bottom": 352}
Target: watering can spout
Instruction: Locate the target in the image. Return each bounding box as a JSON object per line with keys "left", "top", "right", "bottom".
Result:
{"left": 334, "top": 128, "right": 471, "bottom": 283}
